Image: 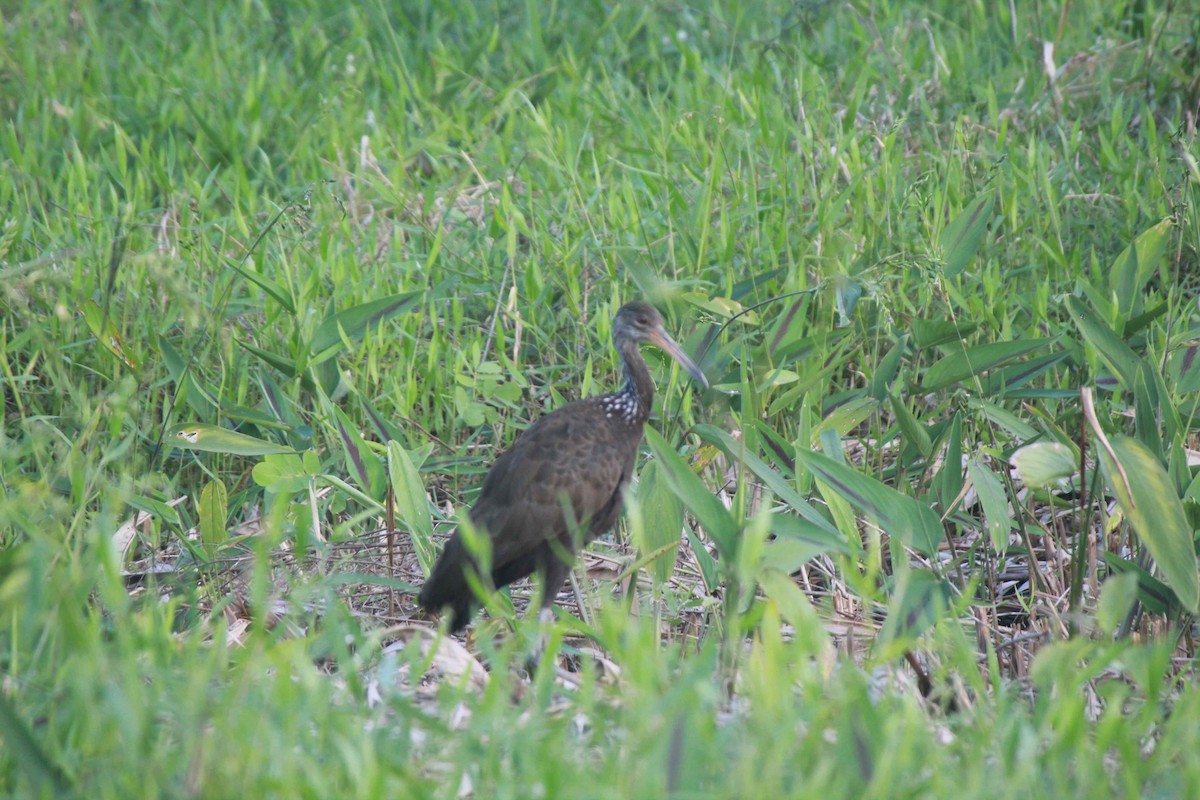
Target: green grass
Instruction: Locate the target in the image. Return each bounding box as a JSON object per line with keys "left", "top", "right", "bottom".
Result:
{"left": 3, "top": 0, "right": 1200, "bottom": 797}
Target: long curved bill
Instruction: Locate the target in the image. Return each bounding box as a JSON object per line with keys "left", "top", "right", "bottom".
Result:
{"left": 648, "top": 327, "right": 710, "bottom": 390}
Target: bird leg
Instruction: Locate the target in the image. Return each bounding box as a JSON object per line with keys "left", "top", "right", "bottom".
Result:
{"left": 523, "top": 605, "right": 556, "bottom": 675}
{"left": 524, "top": 556, "right": 572, "bottom": 673}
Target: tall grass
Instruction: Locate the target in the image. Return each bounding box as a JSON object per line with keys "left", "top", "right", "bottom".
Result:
{"left": 3, "top": 0, "right": 1199, "bottom": 797}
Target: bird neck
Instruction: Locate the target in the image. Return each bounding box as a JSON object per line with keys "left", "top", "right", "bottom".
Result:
{"left": 617, "top": 338, "right": 654, "bottom": 421}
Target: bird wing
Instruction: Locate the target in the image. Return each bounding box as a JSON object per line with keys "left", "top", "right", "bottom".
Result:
{"left": 471, "top": 401, "right": 636, "bottom": 570}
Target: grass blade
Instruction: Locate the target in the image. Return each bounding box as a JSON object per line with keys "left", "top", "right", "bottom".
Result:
{"left": 198, "top": 479, "right": 229, "bottom": 556}
{"left": 80, "top": 299, "right": 140, "bottom": 371}
{"left": 387, "top": 440, "right": 435, "bottom": 575}
{"left": 310, "top": 291, "right": 423, "bottom": 362}
{"left": 694, "top": 423, "right": 842, "bottom": 537}
{"left": 879, "top": 569, "right": 953, "bottom": 647}
{"left": 630, "top": 459, "right": 684, "bottom": 586}
{"left": 1111, "top": 218, "right": 1172, "bottom": 319}
{"left": 332, "top": 406, "right": 386, "bottom": 500}
{"left": 940, "top": 191, "right": 994, "bottom": 278}
{"left": 793, "top": 447, "right": 943, "bottom": 556}
{"left": 922, "top": 339, "right": 1050, "bottom": 391}
{"left": 1097, "top": 435, "right": 1199, "bottom": 614}
{"left": 645, "top": 427, "right": 738, "bottom": 560}
{"left": 1066, "top": 296, "right": 1141, "bottom": 388}
{"left": 966, "top": 459, "right": 1012, "bottom": 553}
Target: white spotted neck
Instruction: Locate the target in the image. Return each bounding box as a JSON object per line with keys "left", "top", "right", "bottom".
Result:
{"left": 598, "top": 382, "right": 643, "bottom": 424}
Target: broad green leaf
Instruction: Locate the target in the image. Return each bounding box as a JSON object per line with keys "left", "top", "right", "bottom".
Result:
{"left": 1097, "top": 435, "right": 1199, "bottom": 614}
{"left": 1182, "top": 462, "right": 1200, "bottom": 509}
{"left": 1111, "top": 218, "right": 1172, "bottom": 319}
{"left": 1066, "top": 296, "right": 1141, "bottom": 388}
{"left": 940, "top": 191, "right": 994, "bottom": 277}
{"left": 357, "top": 393, "right": 405, "bottom": 443}
{"left": 156, "top": 333, "right": 188, "bottom": 376}
{"left": 812, "top": 459, "right": 860, "bottom": 546}
{"left": 198, "top": 479, "right": 228, "bottom": 554}
{"left": 696, "top": 296, "right": 749, "bottom": 319}
{"left": 889, "top": 391, "right": 932, "bottom": 457}
{"left": 1096, "top": 572, "right": 1139, "bottom": 636}
{"left": 258, "top": 370, "right": 299, "bottom": 430}
{"left": 1124, "top": 300, "right": 1170, "bottom": 337}
{"left": 80, "top": 299, "right": 141, "bottom": 370}
{"left": 310, "top": 291, "right": 422, "bottom": 362}
{"left": 923, "top": 339, "right": 1049, "bottom": 391}
{"left": 757, "top": 368, "right": 801, "bottom": 390}
{"left": 933, "top": 413, "right": 963, "bottom": 514}
{"left": 810, "top": 397, "right": 879, "bottom": 446}
{"left": 1169, "top": 439, "right": 1191, "bottom": 500}
{"left": 966, "top": 459, "right": 1011, "bottom": 552}
{"left": 225, "top": 257, "right": 295, "bottom": 313}
{"left": 754, "top": 421, "right": 798, "bottom": 481}
{"left": 686, "top": 528, "right": 720, "bottom": 593}
{"left": 631, "top": 460, "right": 684, "bottom": 585}
{"left": 1170, "top": 343, "right": 1200, "bottom": 394}
{"left": 1010, "top": 442, "right": 1077, "bottom": 488}
{"left": 868, "top": 336, "right": 907, "bottom": 401}
{"left": 912, "top": 319, "right": 976, "bottom": 349}
{"left": 759, "top": 568, "right": 822, "bottom": 632}
{"left": 1133, "top": 362, "right": 1165, "bottom": 462}
{"left": 1103, "top": 553, "right": 1180, "bottom": 616}
{"left": 1078, "top": 278, "right": 1115, "bottom": 320}
{"left": 765, "top": 296, "right": 812, "bottom": 358}
{"left": 1108, "top": 232, "right": 1137, "bottom": 321}
{"left": 171, "top": 423, "right": 294, "bottom": 456}
{"left": 127, "top": 494, "right": 184, "bottom": 528}
{"left": 767, "top": 512, "right": 851, "bottom": 561}
{"left": 793, "top": 448, "right": 943, "bottom": 556}
{"left": 333, "top": 407, "right": 385, "bottom": 499}
{"left": 879, "top": 569, "right": 953, "bottom": 646}
{"left": 766, "top": 363, "right": 838, "bottom": 415}
{"left": 252, "top": 453, "right": 309, "bottom": 493}
{"left": 220, "top": 403, "right": 288, "bottom": 430}
{"left": 981, "top": 349, "right": 1070, "bottom": 396}
{"left": 320, "top": 473, "right": 384, "bottom": 512}
{"left": 693, "top": 424, "right": 841, "bottom": 536}
{"left": 237, "top": 339, "right": 299, "bottom": 377}
{"left": 157, "top": 333, "right": 217, "bottom": 419}
{"left": 646, "top": 427, "right": 738, "bottom": 560}
{"left": 387, "top": 441, "right": 435, "bottom": 575}
{"left": 731, "top": 268, "right": 787, "bottom": 301}
{"left": 969, "top": 398, "right": 1038, "bottom": 441}
{"left": 1148, "top": 360, "right": 1182, "bottom": 446}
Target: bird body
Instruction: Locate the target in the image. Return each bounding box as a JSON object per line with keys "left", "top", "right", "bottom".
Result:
{"left": 418, "top": 302, "right": 707, "bottom": 632}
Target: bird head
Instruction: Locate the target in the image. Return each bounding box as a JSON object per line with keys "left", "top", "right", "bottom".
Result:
{"left": 613, "top": 302, "right": 709, "bottom": 389}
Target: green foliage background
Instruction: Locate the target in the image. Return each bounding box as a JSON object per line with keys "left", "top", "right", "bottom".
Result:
{"left": 3, "top": 0, "right": 1200, "bottom": 797}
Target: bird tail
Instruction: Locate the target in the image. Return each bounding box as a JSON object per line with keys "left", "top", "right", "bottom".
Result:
{"left": 418, "top": 534, "right": 476, "bottom": 632}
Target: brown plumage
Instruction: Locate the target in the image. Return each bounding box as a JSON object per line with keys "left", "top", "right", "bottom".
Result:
{"left": 418, "top": 301, "right": 708, "bottom": 632}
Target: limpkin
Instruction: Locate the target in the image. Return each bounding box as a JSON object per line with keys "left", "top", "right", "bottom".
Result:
{"left": 418, "top": 301, "right": 708, "bottom": 632}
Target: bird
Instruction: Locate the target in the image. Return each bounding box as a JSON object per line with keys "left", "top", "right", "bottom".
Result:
{"left": 418, "top": 301, "right": 708, "bottom": 633}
